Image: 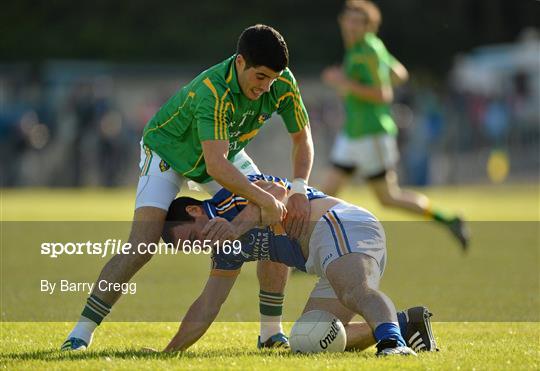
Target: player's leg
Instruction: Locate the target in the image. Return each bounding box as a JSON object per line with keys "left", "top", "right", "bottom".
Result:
{"left": 363, "top": 134, "right": 469, "bottom": 250}
{"left": 302, "top": 296, "right": 374, "bottom": 351}
{"left": 256, "top": 260, "right": 289, "bottom": 348}
{"left": 320, "top": 133, "right": 357, "bottom": 196}
{"left": 302, "top": 294, "right": 437, "bottom": 352}
{"left": 308, "top": 204, "right": 414, "bottom": 355}
{"left": 326, "top": 253, "right": 416, "bottom": 356}
{"left": 368, "top": 169, "right": 430, "bottom": 214}
{"left": 320, "top": 165, "right": 354, "bottom": 197}
{"left": 359, "top": 133, "right": 425, "bottom": 214}
{"left": 198, "top": 150, "right": 290, "bottom": 348}
{"left": 61, "top": 145, "right": 182, "bottom": 351}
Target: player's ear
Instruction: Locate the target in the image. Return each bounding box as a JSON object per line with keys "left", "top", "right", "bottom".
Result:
{"left": 236, "top": 54, "right": 247, "bottom": 71}
{"left": 185, "top": 205, "right": 204, "bottom": 217}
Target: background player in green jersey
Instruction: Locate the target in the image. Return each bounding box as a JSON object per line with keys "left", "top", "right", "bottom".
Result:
{"left": 320, "top": 0, "right": 468, "bottom": 250}
{"left": 61, "top": 25, "right": 314, "bottom": 351}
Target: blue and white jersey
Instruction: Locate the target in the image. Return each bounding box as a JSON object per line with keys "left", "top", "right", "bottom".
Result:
{"left": 202, "top": 174, "right": 327, "bottom": 274}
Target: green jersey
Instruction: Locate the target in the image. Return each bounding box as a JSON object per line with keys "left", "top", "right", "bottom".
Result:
{"left": 343, "top": 32, "right": 398, "bottom": 138}
{"left": 142, "top": 55, "right": 309, "bottom": 183}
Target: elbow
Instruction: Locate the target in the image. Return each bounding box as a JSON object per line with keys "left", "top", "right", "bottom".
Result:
{"left": 205, "top": 160, "right": 221, "bottom": 180}
{"left": 206, "top": 165, "right": 217, "bottom": 179}
{"left": 401, "top": 70, "right": 409, "bottom": 84}
{"left": 379, "top": 87, "right": 394, "bottom": 104}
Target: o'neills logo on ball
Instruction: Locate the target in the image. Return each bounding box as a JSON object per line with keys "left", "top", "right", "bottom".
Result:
{"left": 319, "top": 319, "right": 341, "bottom": 349}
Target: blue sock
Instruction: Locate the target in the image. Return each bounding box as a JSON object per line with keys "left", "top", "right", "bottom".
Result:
{"left": 397, "top": 311, "right": 407, "bottom": 340}
{"left": 374, "top": 323, "right": 406, "bottom": 347}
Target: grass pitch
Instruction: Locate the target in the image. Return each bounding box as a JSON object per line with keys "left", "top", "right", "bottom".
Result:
{"left": 1, "top": 184, "right": 539, "bottom": 370}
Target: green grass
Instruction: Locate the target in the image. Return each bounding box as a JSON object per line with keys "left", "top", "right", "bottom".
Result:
{"left": 1, "top": 322, "right": 538, "bottom": 370}
{"left": 1, "top": 184, "right": 539, "bottom": 370}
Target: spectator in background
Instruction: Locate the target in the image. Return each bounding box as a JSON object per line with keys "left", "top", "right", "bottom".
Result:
{"left": 320, "top": 0, "right": 468, "bottom": 250}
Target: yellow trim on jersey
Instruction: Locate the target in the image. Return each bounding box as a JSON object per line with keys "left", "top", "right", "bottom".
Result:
{"left": 203, "top": 78, "right": 221, "bottom": 140}
{"left": 143, "top": 111, "right": 180, "bottom": 138}
{"left": 182, "top": 152, "right": 204, "bottom": 176}
{"left": 238, "top": 128, "right": 260, "bottom": 142}
{"left": 226, "top": 63, "right": 234, "bottom": 83}
{"left": 276, "top": 76, "right": 308, "bottom": 131}
{"left": 218, "top": 88, "right": 232, "bottom": 140}
{"left": 325, "top": 211, "right": 349, "bottom": 256}
{"left": 179, "top": 91, "right": 196, "bottom": 108}
{"left": 140, "top": 145, "right": 153, "bottom": 176}
{"left": 224, "top": 101, "right": 235, "bottom": 125}
{"left": 143, "top": 92, "right": 195, "bottom": 139}
{"left": 275, "top": 92, "right": 302, "bottom": 130}
{"left": 210, "top": 268, "right": 241, "bottom": 277}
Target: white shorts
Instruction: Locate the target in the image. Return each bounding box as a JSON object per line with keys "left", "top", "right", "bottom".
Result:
{"left": 135, "top": 141, "right": 261, "bottom": 210}
{"left": 330, "top": 133, "right": 399, "bottom": 177}
{"left": 305, "top": 202, "right": 387, "bottom": 299}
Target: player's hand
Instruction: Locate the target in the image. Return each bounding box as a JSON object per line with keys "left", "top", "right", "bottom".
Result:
{"left": 284, "top": 193, "right": 310, "bottom": 240}
{"left": 322, "top": 65, "right": 348, "bottom": 93}
{"left": 202, "top": 217, "right": 238, "bottom": 243}
{"left": 260, "top": 196, "right": 287, "bottom": 226}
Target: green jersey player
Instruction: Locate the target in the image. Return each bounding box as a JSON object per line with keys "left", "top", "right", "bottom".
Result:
{"left": 62, "top": 24, "right": 314, "bottom": 351}
{"left": 321, "top": 0, "right": 468, "bottom": 251}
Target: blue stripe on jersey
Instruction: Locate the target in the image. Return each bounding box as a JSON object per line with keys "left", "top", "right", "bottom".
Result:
{"left": 203, "top": 202, "right": 216, "bottom": 218}
{"left": 215, "top": 196, "right": 246, "bottom": 211}
{"left": 322, "top": 214, "right": 343, "bottom": 257}
{"left": 331, "top": 210, "right": 352, "bottom": 253}
{"left": 203, "top": 173, "right": 327, "bottom": 221}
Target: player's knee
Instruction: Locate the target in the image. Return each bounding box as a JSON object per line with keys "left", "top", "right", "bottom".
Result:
{"left": 337, "top": 288, "right": 358, "bottom": 311}
{"left": 337, "top": 282, "right": 373, "bottom": 310}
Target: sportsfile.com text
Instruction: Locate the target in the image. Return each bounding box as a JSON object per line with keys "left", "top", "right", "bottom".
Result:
{"left": 40, "top": 239, "right": 242, "bottom": 258}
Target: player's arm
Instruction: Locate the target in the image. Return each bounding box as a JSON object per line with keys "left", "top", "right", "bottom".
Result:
{"left": 322, "top": 65, "right": 393, "bottom": 104}
{"left": 388, "top": 55, "right": 409, "bottom": 87}
{"left": 196, "top": 83, "right": 285, "bottom": 226}
{"left": 202, "top": 140, "right": 286, "bottom": 226}
{"left": 276, "top": 70, "right": 313, "bottom": 240}
{"left": 163, "top": 274, "right": 238, "bottom": 352}
{"left": 203, "top": 181, "right": 288, "bottom": 242}
{"left": 343, "top": 77, "right": 393, "bottom": 103}
{"left": 286, "top": 126, "right": 313, "bottom": 238}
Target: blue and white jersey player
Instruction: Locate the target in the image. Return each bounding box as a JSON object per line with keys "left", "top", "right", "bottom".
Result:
{"left": 159, "top": 174, "right": 438, "bottom": 355}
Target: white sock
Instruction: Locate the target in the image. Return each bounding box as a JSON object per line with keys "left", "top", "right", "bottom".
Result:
{"left": 67, "top": 316, "right": 97, "bottom": 345}
{"left": 260, "top": 314, "right": 284, "bottom": 342}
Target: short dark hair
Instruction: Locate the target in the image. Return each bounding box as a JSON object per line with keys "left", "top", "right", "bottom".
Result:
{"left": 161, "top": 197, "right": 203, "bottom": 244}
{"left": 236, "top": 24, "right": 289, "bottom": 72}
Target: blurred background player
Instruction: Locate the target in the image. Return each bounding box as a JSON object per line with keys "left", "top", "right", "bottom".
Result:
{"left": 61, "top": 25, "right": 314, "bottom": 351}
{"left": 321, "top": 0, "right": 469, "bottom": 250}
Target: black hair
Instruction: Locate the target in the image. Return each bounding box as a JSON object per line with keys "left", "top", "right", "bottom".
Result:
{"left": 236, "top": 24, "right": 289, "bottom": 72}
{"left": 161, "top": 197, "right": 203, "bottom": 244}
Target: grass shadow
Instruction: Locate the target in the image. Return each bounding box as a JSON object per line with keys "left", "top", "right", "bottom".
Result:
{"left": 1, "top": 347, "right": 302, "bottom": 362}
